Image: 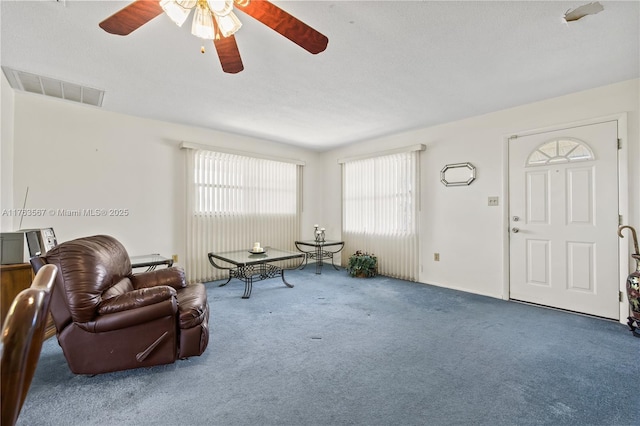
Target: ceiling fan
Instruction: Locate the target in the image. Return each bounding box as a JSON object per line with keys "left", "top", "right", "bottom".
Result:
{"left": 99, "top": 0, "right": 329, "bottom": 74}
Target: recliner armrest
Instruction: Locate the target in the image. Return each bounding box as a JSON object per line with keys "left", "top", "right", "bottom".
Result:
{"left": 98, "top": 286, "right": 177, "bottom": 315}
{"left": 82, "top": 293, "right": 178, "bottom": 333}
{"left": 130, "top": 267, "right": 187, "bottom": 291}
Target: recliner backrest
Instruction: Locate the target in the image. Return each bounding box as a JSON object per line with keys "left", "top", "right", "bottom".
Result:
{"left": 43, "top": 235, "right": 132, "bottom": 324}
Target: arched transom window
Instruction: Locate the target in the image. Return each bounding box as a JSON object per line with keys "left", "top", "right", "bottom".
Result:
{"left": 526, "top": 138, "right": 595, "bottom": 167}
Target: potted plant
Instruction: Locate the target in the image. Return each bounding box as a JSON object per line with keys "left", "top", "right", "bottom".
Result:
{"left": 346, "top": 250, "right": 377, "bottom": 278}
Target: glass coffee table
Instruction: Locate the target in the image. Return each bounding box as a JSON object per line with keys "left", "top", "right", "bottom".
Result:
{"left": 208, "top": 247, "right": 305, "bottom": 299}
{"left": 130, "top": 254, "right": 174, "bottom": 271}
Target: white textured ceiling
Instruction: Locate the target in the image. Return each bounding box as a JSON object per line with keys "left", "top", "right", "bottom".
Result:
{"left": 1, "top": 1, "right": 638, "bottom": 151}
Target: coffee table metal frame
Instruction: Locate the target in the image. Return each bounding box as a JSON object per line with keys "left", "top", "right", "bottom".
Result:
{"left": 208, "top": 247, "right": 305, "bottom": 299}
{"left": 294, "top": 240, "right": 345, "bottom": 274}
{"left": 130, "top": 254, "right": 174, "bottom": 271}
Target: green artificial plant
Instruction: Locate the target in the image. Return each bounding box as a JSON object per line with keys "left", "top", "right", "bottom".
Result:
{"left": 346, "top": 250, "right": 378, "bottom": 277}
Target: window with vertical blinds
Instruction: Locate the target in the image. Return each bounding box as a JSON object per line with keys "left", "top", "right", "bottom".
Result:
{"left": 185, "top": 148, "right": 300, "bottom": 283}
{"left": 194, "top": 153, "right": 297, "bottom": 215}
{"left": 342, "top": 149, "right": 421, "bottom": 281}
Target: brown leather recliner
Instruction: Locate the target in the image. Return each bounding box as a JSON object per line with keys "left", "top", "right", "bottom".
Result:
{"left": 30, "top": 235, "right": 209, "bottom": 375}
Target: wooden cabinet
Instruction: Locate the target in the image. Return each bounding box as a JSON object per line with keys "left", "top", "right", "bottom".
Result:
{"left": 1, "top": 263, "right": 56, "bottom": 340}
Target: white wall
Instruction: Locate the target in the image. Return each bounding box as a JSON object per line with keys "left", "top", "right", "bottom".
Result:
{"left": 8, "top": 92, "right": 322, "bottom": 265}
{"left": 322, "top": 79, "right": 640, "bottom": 299}
{"left": 1, "top": 71, "right": 16, "bottom": 231}
{"left": 5, "top": 78, "right": 638, "bottom": 304}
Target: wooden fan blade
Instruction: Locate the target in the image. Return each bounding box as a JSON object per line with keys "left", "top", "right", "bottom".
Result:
{"left": 99, "top": 0, "right": 164, "bottom": 36}
{"left": 235, "top": 1, "right": 328, "bottom": 54}
{"left": 213, "top": 36, "right": 244, "bottom": 74}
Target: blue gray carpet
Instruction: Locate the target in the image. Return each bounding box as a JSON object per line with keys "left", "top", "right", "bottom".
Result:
{"left": 18, "top": 267, "right": 640, "bottom": 425}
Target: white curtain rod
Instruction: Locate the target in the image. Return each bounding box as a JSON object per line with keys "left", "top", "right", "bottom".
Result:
{"left": 337, "top": 144, "right": 426, "bottom": 164}
{"left": 180, "top": 141, "right": 306, "bottom": 166}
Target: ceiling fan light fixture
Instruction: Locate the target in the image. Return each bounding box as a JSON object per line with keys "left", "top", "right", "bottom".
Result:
{"left": 160, "top": 0, "right": 194, "bottom": 27}
{"left": 214, "top": 11, "right": 242, "bottom": 37}
{"left": 207, "top": 0, "right": 234, "bottom": 16}
{"left": 192, "top": 2, "right": 216, "bottom": 39}
{"left": 177, "top": 0, "right": 198, "bottom": 8}
{"left": 98, "top": 0, "right": 327, "bottom": 74}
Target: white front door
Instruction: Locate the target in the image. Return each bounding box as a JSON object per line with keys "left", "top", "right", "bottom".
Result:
{"left": 509, "top": 120, "right": 619, "bottom": 319}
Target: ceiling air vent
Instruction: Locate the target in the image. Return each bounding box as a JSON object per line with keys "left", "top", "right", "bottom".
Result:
{"left": 2, "top": 66, "right": 104, "bottom": 107}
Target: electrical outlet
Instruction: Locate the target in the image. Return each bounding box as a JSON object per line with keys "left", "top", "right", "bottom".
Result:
{"left": 434, "top": 253, "right": 440, "bottom": 261}
{"left": 172, "top": 254, "right": 178, "bottom": 263}
{"left": 488, "top": 196, "right": 499, "bottom": 206}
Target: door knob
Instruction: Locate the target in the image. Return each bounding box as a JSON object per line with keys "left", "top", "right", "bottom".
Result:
{"left": 512, "top": 227, "right": 520, "bottom": 233}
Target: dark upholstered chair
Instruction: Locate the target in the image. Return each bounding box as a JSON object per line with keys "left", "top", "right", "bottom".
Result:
{"left": 30, "top": 235, "right": 209, "bottom": 375}
{"left": 1, "top": 264, "right": 57, "bottom": 426}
